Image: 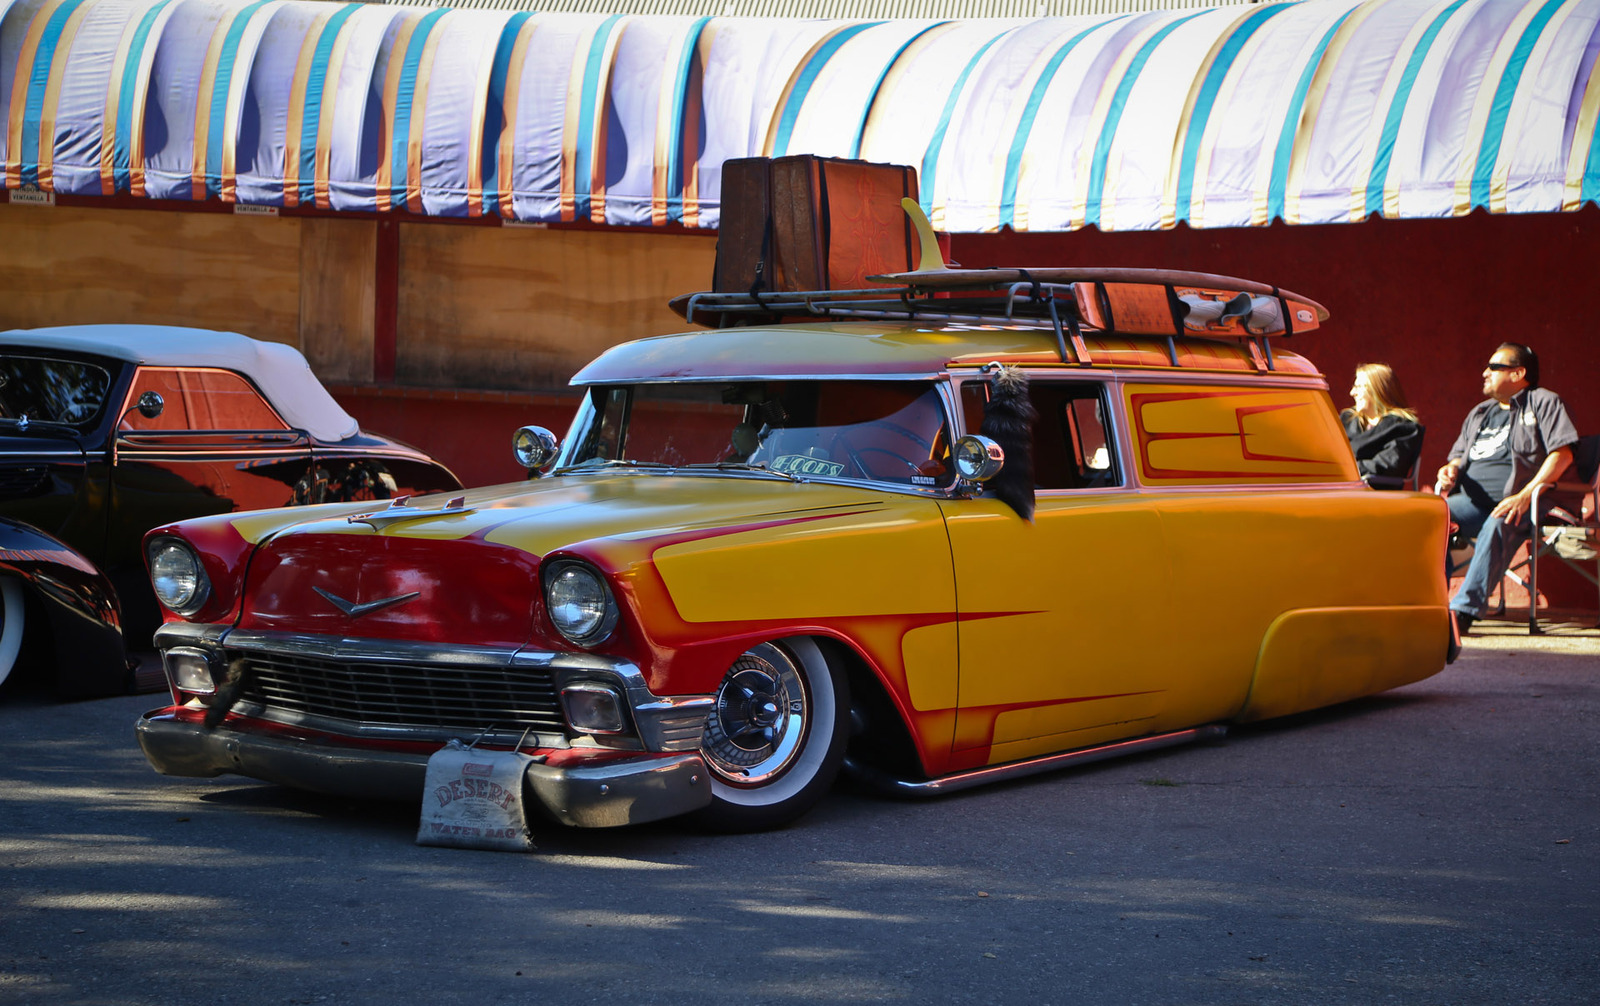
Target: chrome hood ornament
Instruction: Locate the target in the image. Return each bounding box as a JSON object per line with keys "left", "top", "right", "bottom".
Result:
{"left": 347, "top": 495, "right": 472, "bottom": 530}
{"left": 313, "top": 586, "right": 420, "bottom": 619}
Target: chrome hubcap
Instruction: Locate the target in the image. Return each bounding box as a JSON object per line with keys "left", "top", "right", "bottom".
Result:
{"left": 702, "top": 646, "right": 808, "bottom": 786}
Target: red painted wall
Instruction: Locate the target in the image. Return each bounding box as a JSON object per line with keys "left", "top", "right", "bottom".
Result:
{"left": 328, "top": 384, "right": 583, "bottom": 490}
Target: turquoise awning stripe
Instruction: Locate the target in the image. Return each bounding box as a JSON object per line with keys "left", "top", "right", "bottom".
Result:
{"left": 572, "top": 12, "right": 624, "bottom": 219}
{"left": 770, "top": 21, "right": 880, "bottom": 158}
{"left": 998, "top": 18, "right": 1123, "bottom": 229}
{"left": 1364, "top": 0, "right": 1471, "bottom": 218}
{"left": 1584, "top": 66, "right": 1600, "bottom": 205}
{"left": 294, "top": 1, "right": 359, "bottom": 205}
{"left": 113, "top": 0, "right": 176, "bottom": 193}
{"left": 481, "top": 9, "right": 535, "bottom": 218}
{"left": 847, "top": 21, "right": 948, "bottom": 161}
{"left": 665, "top": 15, "right": 711, "bottom": 222}
{"left": 1085, "top": 10, "right": 1208, "bottom": 228}
{"left": 1172, "top": 2, "right": 1292, "bottom": 225}
{"left": 920, "top": 29, "right": 1007, "bottom": 217}
{"left": 389, "top": 8, "right": 448, "bottom": 207}
{"left": 1471, "top": 0, "right": 1565, "bottom": 209}
{"left": 1267, "top": 7, "right": 1356, "bottom": 224}
{"left": 19, "top": 0, "right": 92, "bottom": 188}
{"left": 206, "top": 0, "right": 275, "bottom": 199}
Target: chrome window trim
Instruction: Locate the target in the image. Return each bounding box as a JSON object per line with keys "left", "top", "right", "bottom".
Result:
{"left": 555, "top": 376, "right": 964, "bottom": 499}
{"left": 0, "top": 449, "right": 84, "bottom": 458}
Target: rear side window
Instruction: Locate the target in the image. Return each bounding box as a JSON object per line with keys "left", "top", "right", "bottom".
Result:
{"left": 1029, "top": 382, "right": 1120, "bottom": 489}
{"left": 121, "top": 368, "right": 288, "bottom": 432}
{"left": 1123, "top": 382, "right": 1356, "bottom": 485}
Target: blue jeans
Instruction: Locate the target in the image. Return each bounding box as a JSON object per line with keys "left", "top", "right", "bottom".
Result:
{"left": 1447, "top": 491, "right": 1534, "bottom": 617}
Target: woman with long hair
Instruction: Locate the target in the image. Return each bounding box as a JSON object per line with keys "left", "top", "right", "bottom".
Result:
{"left": 1342, "top": 363, "right": 1425, "bottom": 489}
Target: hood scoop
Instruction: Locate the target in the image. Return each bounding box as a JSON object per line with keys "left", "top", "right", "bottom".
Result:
{"left": 348, "top": 495, "right": 472, "bottom": 530}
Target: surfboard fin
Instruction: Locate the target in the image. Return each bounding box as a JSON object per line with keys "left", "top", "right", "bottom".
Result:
{"left": 901, "top": 197, "right": 946, "bottom": 273}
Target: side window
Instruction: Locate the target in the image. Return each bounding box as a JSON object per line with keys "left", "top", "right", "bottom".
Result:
{"left": 1030, "top": 382, "right": 1120, "bottom": 490}
{"left": 959, "top": 377, "right": 1119, "bottom": 489}
{"left": 121, "top": 368, "right": 288, "bottom": 432}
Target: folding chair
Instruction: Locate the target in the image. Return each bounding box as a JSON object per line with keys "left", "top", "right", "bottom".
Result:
{"left": 1512, "top": 435, "right": 1600, "bottom": 634}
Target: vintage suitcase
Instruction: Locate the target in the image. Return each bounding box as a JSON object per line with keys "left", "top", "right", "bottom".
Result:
{"left": 714, "top": 155, "right": 920, "bottom": 295}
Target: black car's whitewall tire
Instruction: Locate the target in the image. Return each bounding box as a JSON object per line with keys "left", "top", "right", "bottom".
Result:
{"left": 692, "top": 637, "right": 849, "bottom": 832}
{"left": 0, "top": 578, "right": 24, "bottom": 688}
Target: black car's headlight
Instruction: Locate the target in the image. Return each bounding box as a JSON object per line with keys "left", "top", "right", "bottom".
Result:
{"left": 542, "top": 560, "right": 618, "bottom": 646}
{"left": 148, "top": 538, "right": 211, "bottom": 616}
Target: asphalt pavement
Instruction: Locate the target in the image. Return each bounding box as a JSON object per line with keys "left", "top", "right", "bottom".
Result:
{"left": 1, "top": 622, "right": 1596, "bottom": 1005}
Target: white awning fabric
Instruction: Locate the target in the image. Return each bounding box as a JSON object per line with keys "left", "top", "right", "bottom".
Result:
{"left": 4, "top": 0, "right": 1599, "bottom": 232}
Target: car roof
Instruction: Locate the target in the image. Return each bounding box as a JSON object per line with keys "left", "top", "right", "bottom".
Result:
{"left": 571, "top": 322, "right": 1321, "bottom": 385}
{"left": 0, "top": 324, "right": 359, "bottom": 441}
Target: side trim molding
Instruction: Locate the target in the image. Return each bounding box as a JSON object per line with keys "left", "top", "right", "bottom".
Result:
{"left": 844, "top": 724, "right": 1227, "bottom": 797}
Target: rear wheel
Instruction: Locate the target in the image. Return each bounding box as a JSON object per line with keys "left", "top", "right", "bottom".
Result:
{"left": 691, "top": 638, "right": 849, "bottom": 832}
{"left": 0, "top": 578, "right": 24, "bottom": 689}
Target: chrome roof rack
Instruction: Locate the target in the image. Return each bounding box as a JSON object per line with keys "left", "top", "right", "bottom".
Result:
{"left": 670, "top": 266, "right": 1329, "bottom": 372}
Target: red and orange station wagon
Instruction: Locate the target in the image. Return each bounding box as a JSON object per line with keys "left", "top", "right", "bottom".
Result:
{"left": 134, "top": 256, "right": 1455, "bottom": 833}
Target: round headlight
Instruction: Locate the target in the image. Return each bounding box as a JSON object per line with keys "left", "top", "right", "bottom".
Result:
{"left": 543, "top": 561, "right": 618, "bottom": 645}
{"left": 148, "top": 539, "right": 211, "bottom": 615}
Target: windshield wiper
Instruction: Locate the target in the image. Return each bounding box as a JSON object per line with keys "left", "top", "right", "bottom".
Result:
{"left": 550, "top": 458, "right": 673, "bottom": 475}
{"left": 678, "top": 461, "right": 802, "bottom": 482}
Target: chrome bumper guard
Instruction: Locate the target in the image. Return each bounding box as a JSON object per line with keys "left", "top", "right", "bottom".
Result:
{"left": 136, "top": 711, "right": 712, "bottom": 827}
{"left": 144, "top": 624, "right": 716, "bottom": 827}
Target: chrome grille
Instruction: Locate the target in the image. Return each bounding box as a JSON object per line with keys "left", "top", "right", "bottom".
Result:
{"left": 232, "top": 649, "right": 564, "bottom": 732}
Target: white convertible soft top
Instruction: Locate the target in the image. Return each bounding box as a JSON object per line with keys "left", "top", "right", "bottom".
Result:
{"left": 0, "top": 325, "right": 360, "bottom": 442}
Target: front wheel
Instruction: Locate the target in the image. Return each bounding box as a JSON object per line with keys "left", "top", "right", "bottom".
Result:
{"left": 691, "top": 638, "right": 850, "bottom": 832}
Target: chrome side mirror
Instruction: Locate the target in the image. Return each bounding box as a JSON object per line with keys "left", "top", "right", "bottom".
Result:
{"left": 953, "top": 435, "right": 1004, "bottom": 484}
{"left": 513, "top": 426, "right": 560, "bottom": 476}
{"left": 135, "top": 391, "right": 164, "bottom": 419}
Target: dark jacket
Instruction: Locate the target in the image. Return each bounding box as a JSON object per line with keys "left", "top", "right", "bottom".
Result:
{"left": 1446, "top": 387, "right": 1579, "bottom": 500}
{"left": 1342, "top": 411, "right": 1424, "bottom": 488}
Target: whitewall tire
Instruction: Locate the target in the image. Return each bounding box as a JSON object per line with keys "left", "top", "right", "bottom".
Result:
{"left": 692, "top": 637, "right": 850, "bottom": 832}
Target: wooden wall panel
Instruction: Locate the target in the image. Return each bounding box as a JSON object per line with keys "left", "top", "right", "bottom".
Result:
{"left": 299, "top": 216, "right": 376, "bottom": 382}
{"left": 0, "top": 204, "right": 300, "bottom": 343}
{"left": 396, "top": 224, "right": 717, "bottom": 389}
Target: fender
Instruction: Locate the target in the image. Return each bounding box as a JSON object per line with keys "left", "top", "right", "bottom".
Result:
{"left": 0, "top": 517, "right": 130, "bottom": 699}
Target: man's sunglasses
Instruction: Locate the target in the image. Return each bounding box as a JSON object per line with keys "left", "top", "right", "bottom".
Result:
{"left": 1485, "top": 362, "right": 1520, "bottom": 371}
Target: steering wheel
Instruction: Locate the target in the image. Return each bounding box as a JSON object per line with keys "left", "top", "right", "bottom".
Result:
{"left": 831, "top": 420, "right": 936, "bottom": 480}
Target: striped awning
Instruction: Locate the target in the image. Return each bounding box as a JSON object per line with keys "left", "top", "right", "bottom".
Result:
{"left": 4, "top": 0, "right": 1600, "bottom": 232}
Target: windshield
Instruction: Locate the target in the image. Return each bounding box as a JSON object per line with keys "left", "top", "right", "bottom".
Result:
{"left": 561, "top": 380, "right": 954, "bottom": 487}
{"left": 0, "top": 355, "right": 113, "bottom": 428}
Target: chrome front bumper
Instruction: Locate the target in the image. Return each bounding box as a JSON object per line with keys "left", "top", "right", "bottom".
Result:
{"left": 136, "top": 711, "right": 713, "bottom": 828}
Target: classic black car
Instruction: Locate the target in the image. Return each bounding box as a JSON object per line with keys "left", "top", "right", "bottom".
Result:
{"left": 0, "top": 325, "right": 460, "bottom": 698}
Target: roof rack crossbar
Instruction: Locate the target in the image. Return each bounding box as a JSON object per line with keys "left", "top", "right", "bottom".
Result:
{"left": 1002, "top": 282, "right": 1090, "bottom": 366}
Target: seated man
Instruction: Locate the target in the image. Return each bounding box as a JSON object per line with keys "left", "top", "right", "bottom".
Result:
{"left": 1435, "top": 343, "right": 1578, "bottom": 635}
